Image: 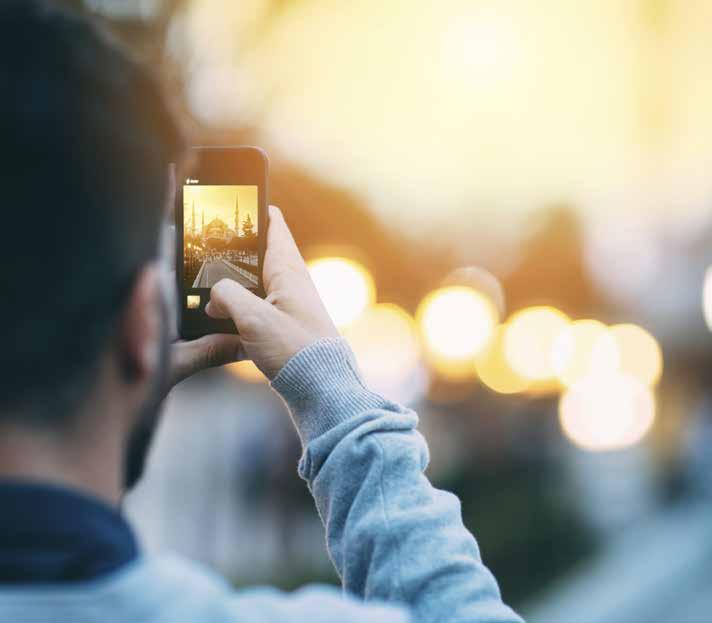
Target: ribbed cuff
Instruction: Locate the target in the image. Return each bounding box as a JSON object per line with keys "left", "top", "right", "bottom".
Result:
{"left": 270, "top": 337, "right": 387, "bottom": 445}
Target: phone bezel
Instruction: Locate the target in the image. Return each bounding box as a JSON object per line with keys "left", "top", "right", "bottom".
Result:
{"left": 176, "top": 146, "right": 268, "bottom": 339}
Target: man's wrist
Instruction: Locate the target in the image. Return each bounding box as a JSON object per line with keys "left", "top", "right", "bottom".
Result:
{"left": 270, "top": 337, "right": 388, "bottom": 445}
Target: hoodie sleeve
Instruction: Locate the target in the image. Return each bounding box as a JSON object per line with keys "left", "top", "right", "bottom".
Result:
{"left": 271, "top": 338, "right": 524, "bottom": 623}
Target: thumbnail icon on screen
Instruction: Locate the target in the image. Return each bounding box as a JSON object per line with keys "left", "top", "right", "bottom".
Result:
{"left": 186, "top": 295, "right": 200, "bottom": 309}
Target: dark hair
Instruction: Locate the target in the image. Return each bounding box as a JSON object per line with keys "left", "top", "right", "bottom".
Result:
{"left": 0, "top": 1, "right": 186, "bottom": 423}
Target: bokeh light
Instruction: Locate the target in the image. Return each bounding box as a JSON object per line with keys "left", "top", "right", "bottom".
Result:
{"left": 344, "top": 304, "right": 423, "bottom": 402}
{"left": 226, "top": 360, "right": 266, "bottom": 383}
{"left": 703, "top": 266, "right": 712, "bottom": 331}
{"left": 503, "top": 307, "right": 570, "bottom": 381}
{"left": 475, "top": 324, "right": 530, "bottom": 395}
{"left": 441, "top": 266, "right": 506, "bottom": 318}
{"left": 307, "top": 257, "right": 376, "bottom": 328}
{"left": 551, "top": 319, "right": 619, "bottom": 388}
{"left": 609, "top": 324, "right": 663, "bottom": 387}
{"left": 559, "top": 373, "right": 656, "bottom": 452}
{"left": 417, "top": 286, "right": 498, "bottom": 380}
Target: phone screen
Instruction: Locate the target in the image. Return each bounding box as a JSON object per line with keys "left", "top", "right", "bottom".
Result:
{"left": 182, "top": 183, "right": 260, "bottom": 309}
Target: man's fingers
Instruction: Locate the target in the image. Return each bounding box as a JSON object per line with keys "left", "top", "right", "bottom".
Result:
{"left": 263, "top": 205, "right": 311, "bottom": 294}
{"left": 207, "top": 278, "right": 271, "bottom": 332}
{"left": 266, "top": 205, "right": 304, "bottom": 266}
{"left": 170, "top": 334, "right": 246, "bottom": 386}
{"left": 204, "top": 299, "right": 230, "bottom": 319}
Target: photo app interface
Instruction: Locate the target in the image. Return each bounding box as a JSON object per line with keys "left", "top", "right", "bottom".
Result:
{"left": 183, "top": 184, "right": 259, "bottom": 304}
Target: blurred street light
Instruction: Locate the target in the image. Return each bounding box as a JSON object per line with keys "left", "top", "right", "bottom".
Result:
{"left": 441, "top": 266, "right": 506, "bottom": 318}
{"left": 559, "top": 372, "right": 655, "bottom": 451}
{"left": 551, "top": 319, "right": 619, "bottom": 388}
{"left": 475, "top": 324, "right": 530, "bottom": 395}
{"left": 609, "top": 324, "right": 663, "bottom": 387}
{"left": 503, "top": 307, "right": 569, "bottom": 382}
{"left": 344, "top": 304, "right": 423, "bottom": 403}
{"left": 417, "top": 285, "right": 498, "bottom": 381}
{"left": 307, "top": 257, "right": 376, "bottom": 329}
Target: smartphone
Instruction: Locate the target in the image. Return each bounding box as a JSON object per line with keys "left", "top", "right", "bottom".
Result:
{"left": 176, "top": 146, "right": 268, "bottom": 339}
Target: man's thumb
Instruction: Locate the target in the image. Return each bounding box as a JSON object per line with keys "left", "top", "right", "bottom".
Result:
{"left": 206, "top": 278, "right": 270, "bottom": 333}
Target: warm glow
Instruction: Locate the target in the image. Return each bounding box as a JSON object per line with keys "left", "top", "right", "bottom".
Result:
{"left": 227, "top": 360, "right": 265, "bottom": 383}
{"left": 183, "top": 185, "right": 258, "bottom": 236}
{"left": 609, "top": 324, "right": 663, "bottom": 387}
{"left": 475, "top": 324, "right": 530, "bottom": 394}
{"left": 417, "top": 286, "right": 498, "bottom": 380}
{"left": 559, "top": 373, "right": 655, "bottom": 451}
{"left": 551, "top": 320, "right": 619, "bottom": 387}
{"left": 177, "top": 0, "right": 700, "bottom": 234}
{"left": 503, "top": 307, "right": 569, "bottom": 381}
{"left": 344, "top": 304, "right": 422, "bottom": 400}
{"left": 440, "top": 8, "right": 523, "bottom": 85}
{"left": 307, "top": 257, "right": 376, "bottom": 328}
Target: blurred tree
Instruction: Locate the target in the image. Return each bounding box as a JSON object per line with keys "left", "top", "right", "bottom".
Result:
{"left": 435, "top": 403, "right": 597, "bottom": 609}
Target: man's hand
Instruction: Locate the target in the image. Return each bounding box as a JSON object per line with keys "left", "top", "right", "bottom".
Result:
{"left": 169, "top": 334, "right": 246, "bottom": 388}
{"left": 168, "top": 204, "right": 338, "bottom": 386}
{"left": 205, "top": 205, "right": 339, "bottom": 379}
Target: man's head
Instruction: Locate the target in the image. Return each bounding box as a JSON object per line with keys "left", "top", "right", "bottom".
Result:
{"left": 0, "top": 2, "right": 185, "bottom": 492}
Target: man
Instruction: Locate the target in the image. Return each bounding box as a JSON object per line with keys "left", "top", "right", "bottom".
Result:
{"left": 0, "top": 3, "right": 522, "bottom": 622}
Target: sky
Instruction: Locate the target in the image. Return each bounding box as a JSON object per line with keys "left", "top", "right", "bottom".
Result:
{"left": 183, "top": 185, "right": 258, "bottom": 236}
{"left": 171, "top": 0, "right": 712, "bottom": 247}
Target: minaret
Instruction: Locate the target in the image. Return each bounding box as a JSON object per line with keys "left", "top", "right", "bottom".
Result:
{"left": 234, "top": 191, "right": 240, "bottom": 236}
{"left": 191, "top": 200, "right": 196, "bottom": 235}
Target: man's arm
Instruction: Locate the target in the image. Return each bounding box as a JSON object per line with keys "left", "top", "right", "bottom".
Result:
{"left": 203, "top": 205, "right": 523, "bottom": 622}
{"left": 270, "top": 337, "right": 523, "bottom": 623}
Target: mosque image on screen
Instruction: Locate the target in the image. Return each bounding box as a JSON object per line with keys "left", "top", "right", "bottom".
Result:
{"left": 183, "top": 185, "right": 259, "bottom": 291}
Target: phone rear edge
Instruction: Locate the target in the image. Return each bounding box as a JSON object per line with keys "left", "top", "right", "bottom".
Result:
{"left": 176, "top": 146, "right": 268, "bottom": 339}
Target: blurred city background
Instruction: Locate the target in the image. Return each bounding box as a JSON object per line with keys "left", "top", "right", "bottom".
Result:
{"left": 67, "top": 1, "right": 712, "bottom": 621}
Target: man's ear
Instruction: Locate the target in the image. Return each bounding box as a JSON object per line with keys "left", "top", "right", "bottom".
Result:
{"left": 118, "top": 263, "right": 162, "bottom": 383}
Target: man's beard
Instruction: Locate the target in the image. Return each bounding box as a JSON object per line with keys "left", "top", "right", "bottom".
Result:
{"left": 123, "top": 305, "right": 171, "bottom": 491}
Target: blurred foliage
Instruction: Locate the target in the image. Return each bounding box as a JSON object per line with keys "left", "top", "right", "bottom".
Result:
{"left": 436, "top": 417, "right": 596, "bottom": 607}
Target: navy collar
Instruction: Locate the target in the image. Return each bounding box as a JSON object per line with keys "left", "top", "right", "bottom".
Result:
{"left": 0, "top": 479, "right": 139, "bottom": 584}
